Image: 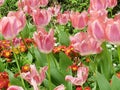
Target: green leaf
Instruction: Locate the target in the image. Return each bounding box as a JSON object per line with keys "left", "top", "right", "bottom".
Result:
{"left": 5, "top": 70, "right": 23, "bottom": 86}
{"left": 95, "top": 72, "right": 111, "bottom": 90}
{"left": 59, "top": 52, "right": 72, "bottom": 72}
{"left": 111, "top": 75, "right": 120, "bottom": 90}
{"left": 0, "top": 61, "right": 5, "bottom": 72}
{"left": 96, "top": 42, "right": 113, "bottom": 80}
{"left": 58, "top": 30, "right": 70, "bottom": 46}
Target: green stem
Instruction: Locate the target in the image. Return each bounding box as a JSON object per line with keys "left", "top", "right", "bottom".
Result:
{"left": 46, "top": 54, "right": 51, "bottom": 90}
{"left": 117, "top": 45, "right": 120, "bottom": 64}
{"left": 10, "top": 41, "right": 26, "bottom": 90}
{"left": 19, "top": 32, "right": 35, "bottom": 59}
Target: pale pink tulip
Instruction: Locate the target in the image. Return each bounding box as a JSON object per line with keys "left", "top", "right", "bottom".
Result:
{"left": 88, "top": 9, "right": 108, "bottom": 23}
{"left": 70, "top": 11, "right": 88, "bottom": 30}
{"left": 33, "top": 28, "right": 54, "bottom": 54}
{"left": 48, "top": 5, "right": 61, "bottom": 16}
{"left": 21, "top": 65, "right": 48, "bottom": 90}
{"left": 90, "top": 0, "right": 107, "bottom": 11}
{"left": 0, "top": 11, "right": 26, "bottom": 40}
{"left": 54, "top": 84, "right": 65, "bottom": 90}
{"left": 107, "top": 0, "right": 117, "bottom": 8}
{"left": 7, "top": 11, "right": 26, "bottom": 30}
{"left": 114, "top": 13, "right": 120, "bottom": 21}
{"left": 57, "top": 11, "right": 70, "bottom": 25}
{"left": 0, "top": 16, "right": 22, "bottom": 40}
{"left": 105, "top": 19, "right": 120, "bottom": 45}
{"left": 32, "top": 9, "right": 51, "bottom": 27}
{"left": 39, "top": 0, "right": 48, "bottom": 7}
{"left": 7, "top": 85, "right": 24, "bottom": 90}
{"left": 70, "top": 32, "right": 102, "bottom": 56}
{"left": 65, "top": 66, "right": 89, "bottom": 86}
{"left": 18, "top": 0, "right": 40, "bottom": 14}
{"left": 87, "top": 19, "right": 106, "bottom": 42}
{"left": 0, "top": 0, "right": 4, "bottom": 6}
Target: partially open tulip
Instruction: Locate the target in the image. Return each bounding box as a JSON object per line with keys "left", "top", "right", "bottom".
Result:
{"left": 87, "top": 19, "right": 106, "bottom": 42}
{"left": 0, "top": 0, "right": 4, "bottom": 6}
{"left": 32, "top": 9, "right": 51, "bottom": 27}
{"left": 48, "top": 5, "right": 61, "bottom": 16}
{"left": 57, "top": 11, "right": 70, "bottom": 25}
{"left": 107, "top": 0, "right": 117, "bottom": 8}
{"left": 7, "top": 85, "right": 24, "bottom": 90}
{"left": 0, "top": 11, "right": 26, "bottom": 40}
{"left": 89, "top": 0, "right": 107, "bottom": 11}
{"left": 70, "top": 11, "right": 88, "bottom": 30}
{"left": 105, "top": 19, "right": 120, "bottom": 45}
{"left": 54, "top": 84, "right": 65, "bottom": 90}
{"left": 39, "top": 0, "right": 48, "bottom": 7}
{"left": 70, "top": 32, "right": 102, "bottom": 56}
{"left": 7, "top": 11, "right": 26, "bottom": 31}
{"left": 21, "top": 65, "right": 48, "bottom": 90}
{"left": 33, "top": 28, "right": 54, "bottom": 54}
{"left": 65, "top": 66, "right": 89, "bottom": 86}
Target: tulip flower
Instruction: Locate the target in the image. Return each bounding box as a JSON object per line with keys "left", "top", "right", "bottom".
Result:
{"left": 0, "top": 0, "right": 4, "bottom": 6}
{"left": 89, "top": 0, "right": 107, "bottom": 11}
{"left": 105, "top": 19, "right": 120, "bottom": 45}
{"left": 48, "top": 5, "right": 61, "bottom": 16}
{"left": 7, "top": 11, "right": 26, "bottom": 31}
{"left": 114, "top": 13, "right": 120, "bottom": 22}
{"left": 39, "top": 0, "right": 48, "bottom": 7}
{"left": 87, "top": 19, "right": 106, "bottom": 42}
{"left": 65, "top": 66, "right": 89, "bottom": 86}
{"left": 70, "top": 32, "right": 102, "bottom": 56}
{"left": 7, "top": 85, "right": 24, "bottom": 90}
{"left": 32, "top": 9, "right": 51, "bottom": 27}
{"left": 57, "top": 11, "right": 70, "bottom": 25}
{"left": 33, "top": 28, "right": 54, "bottom": 54}
{"left": 0, "top": 11, "right": 26, "bottom": 40}
{"left": 21, "top": 65, "right": 48, "bottom": 90}
{"left": 107, "top": 0, "right": 117, "bottom": 8}
{"left": 54, "top": 84, "right": 65, "bottom": 90}
{"left": 70, "top": 11, "right": 88, "bottom": 30}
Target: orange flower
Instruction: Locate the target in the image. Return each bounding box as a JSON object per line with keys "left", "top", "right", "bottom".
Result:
{"left": 1, "top": 50, "right": 12, "bottom": 58}
{"left": 116, "top": 72, "right": 120, "bottom": 78}
{"left": 0, "top": 72, "right": 9, "bottom": 89}
{"left": 84, "top": 86, "right": 91, "bottom": 90}
{"left": 21, "top": 64, "right": 30, "bottom": 73}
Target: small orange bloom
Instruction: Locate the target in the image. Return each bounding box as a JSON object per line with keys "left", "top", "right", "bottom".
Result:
{"left": 1, "top": 50, "right": 12, "bottom": 58}
{"left": 116, "top": 72, "right": 120, "bottom": 78}
{"left": 84, "top": 86, "right": 91, "bottom": 90}
{"left": 21, "top": 64, "right": 30, "bottom": 73}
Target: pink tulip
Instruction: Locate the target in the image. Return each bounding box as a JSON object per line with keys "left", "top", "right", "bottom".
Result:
{"left": 87, "top": 19, "right": 106, "bottom": 42}
{"left": 0, "top": 11, "right": 26, "bottom": 40}
{"left": 65, "top": 66, "right": 89, "bottom": 86}
{"left": 7, "top": 11, "right": 26, "bottom": 30}
{"left": 90, "top": 0, "right": 107, "bottom": 11}
{"left": 54, "top": 84, "right": 65, "bottom": 90}
{"left": 7, "top": 85, "right": 24, "bottom": 90}
{"left": 0, "top": 16, "right": 22, "bottom": 40}
{"left": 88, "top": 9, "right": 108, "bottom": 23}
{"left": 32, "top": 9, "right": 51, "bottom": 27}
{"left": 18, "top": 0, "right": 40, "bottom": 14}
{"left": 0, "top": 0, "right": 4, "bottom": 6}
{"left": 39, "top": 0, "right": 48, "bottom": 7}
{"left": 70, "top": 32, "right": 102, "bottom": 56}
{"left": 48, "top": 5, "right": 61, "bottom": 16}
{"left": 33, "top": 28, "right": 54, "bottom": 54}
{"left": 105, "top": 19, "right": 120, "bottom": 45}
{"left": 21, "top": 65, "right": 48, "bottom": 90}
{"left": 114, "top": 13, "right": 120, "bottom": 22}
{"left": 70, "top": 11, "right": 88, "bottom": 30}
{"left": 57, "top": 11, "right": 70, "bottom": 25}
{"left": 107, "top": 0, "right": 117, "bottom": 8}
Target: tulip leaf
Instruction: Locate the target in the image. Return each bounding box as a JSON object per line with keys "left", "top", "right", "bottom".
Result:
{"left": 111, "top": 75, "right": 120, "bottom": 90}
{"left": 5, "top": 70, "right": 23, "bottom": 86}
{"left": 58, "top": 30, "right": 70, "bottom": 46}
{"left": 96, "top": 42, "right": 113, "bottom": 80}
{"left": 59, "top": 52, "right": 72, "bottom": 73}
{"left": 95, "top": 72, "right": 111, "bottom": 90}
